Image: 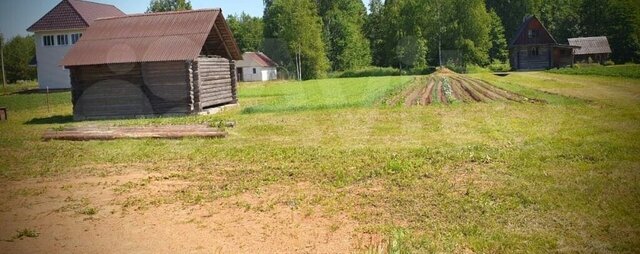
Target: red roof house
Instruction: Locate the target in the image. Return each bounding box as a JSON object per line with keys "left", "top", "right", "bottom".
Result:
{"left": 27, "top": 0, "right": 125, "bottom": 89}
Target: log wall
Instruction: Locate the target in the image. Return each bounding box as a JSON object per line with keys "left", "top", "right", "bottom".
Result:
{"left": 69, "top": 57, "right": 237, "bottom": 120}
{"left": 70, "top": 61, "right": 191, "bottom": 120}
{"left": 512, "top": 46, "right": 551, "bottom": 70}
{"left": 193, "top": 57, "right": 237, "bottom": 110}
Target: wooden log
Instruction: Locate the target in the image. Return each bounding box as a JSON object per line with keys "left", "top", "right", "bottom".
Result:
{"left": 200, "top": 81, "right": 231, "bottom": 89}
{"left": 200, "top": 86, "right": 231, "bottom": 95}
{"left": 201, "top": 97, "right": 233, "bottom": 106}
{"left": 43, "top": 126, "right": 227, "bottom": 141}
{"left": 200, "top": 91, "right": 233, "bottom": 99}
{"left": 201, "top": 98, "right": 234, "bottom": 107}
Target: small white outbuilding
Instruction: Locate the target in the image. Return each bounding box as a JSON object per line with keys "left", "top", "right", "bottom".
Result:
{"left": 235, "top": 52, "right": 278, "bottom": 82}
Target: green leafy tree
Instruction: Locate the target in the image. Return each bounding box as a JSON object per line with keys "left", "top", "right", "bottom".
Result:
{"left": 440, "top": 0, "right": 491, "bottom": 66}
{"left": 318, "top": 0, "right": 371, "bottom": 71}
{"left": 488, "top": 10, "right": 509, "bottom": 62}
{"left": 227, "top": 13, "right": 264, "bottom": 52}
{"left": 264, "top": 0, "right": 329, "bottom": 80}
{"left": 0, "top": 33, "right": 4, "bottom": 84}
{"left": 604, "top": 0, "right": 640, "bottom": 62}
{"left": 365, "top": 0, "right": 385, "bottom": 66}
{"left": 378, "top": 0, "right": 429, "bottom": 69}
{"left": 537, "top": 0, "right": 583, "bottom": 43}
{"left": 147, "top": 0, "right": 191, "bottom": 13}
{"left": 3, "top": 35, "right": 36, "bottom": 83}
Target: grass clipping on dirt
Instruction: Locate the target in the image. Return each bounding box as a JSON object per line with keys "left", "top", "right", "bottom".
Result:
{"left": 387, "top": 70, "right": 540, "bottom": 106}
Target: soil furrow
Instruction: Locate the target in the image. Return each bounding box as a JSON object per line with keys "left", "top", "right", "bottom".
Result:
{"left": 420, "top": 77, "right": 436, "bottom": 105}
{"left": 403, "top": 83, "right": 425, "bottom": 106}
{"left": 450, "top": 78, "right": 474, "bottom": 102}
{"left": 450, "top": 76, "right": 486, "bottom": 102}
{"left": 461, "top": 77, "right": 505, "bottom": 101}
{"left": 390, "top": 72, "right": 532, "bottom": 106}
{"left": 474, "top": 79, "right": 525, "bottom": 101}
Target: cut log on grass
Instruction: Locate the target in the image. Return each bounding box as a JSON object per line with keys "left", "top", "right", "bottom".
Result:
{"left": 43, "top": 125, "right": 227, "bottom": 141}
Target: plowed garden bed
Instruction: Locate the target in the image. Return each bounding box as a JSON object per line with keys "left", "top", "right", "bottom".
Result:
{"left": 387, "top": 73, "right": 536, "bottom": 106}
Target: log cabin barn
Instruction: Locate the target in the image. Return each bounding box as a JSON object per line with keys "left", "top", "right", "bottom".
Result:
{"left": 509, "top": 16, "right": 577, "bottom": 70}
{"left": 568, "top": 36, "right": 612, "bottom": 64}
{"left": 61, "top": 9, "right": 242, "bottom": 120}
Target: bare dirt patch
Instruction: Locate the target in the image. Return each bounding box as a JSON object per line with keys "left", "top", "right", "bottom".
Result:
{"left": 0, "top": 171, "right": 364, "bottom": 253}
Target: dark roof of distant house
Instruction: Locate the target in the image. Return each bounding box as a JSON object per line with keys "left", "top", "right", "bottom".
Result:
{"left": 568, "top": 36, "right": 612, "bottom": 55}
{"left": 27, "top": 0, "right": 125, "bottom": 32}
{"left": 235, "top": 52, "right": 278, "bottom": 68}
{"left": 61, "top": 9, "right": 242, "bottom": 67}
{"left": 510, "top": 15, "right": 558, "bottom": 46}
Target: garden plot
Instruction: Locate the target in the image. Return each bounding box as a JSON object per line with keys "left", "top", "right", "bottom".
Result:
{"left": 387, "top": 73, "right": 532, "bottom": 106}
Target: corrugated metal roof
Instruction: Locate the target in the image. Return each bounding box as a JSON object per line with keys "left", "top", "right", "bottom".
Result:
{"left": 236, "top": 52, "right": 278, "bottom": 68}
{"left": 568, "top": 36, "right": 612, "bottom": 55}
{"left": 62, "top": 9, "right": 242, "bottom": 67}
{"left": 27, "top": 0, "right": 125, "bottom": 32}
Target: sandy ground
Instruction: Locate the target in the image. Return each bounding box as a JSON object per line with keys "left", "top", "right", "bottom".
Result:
{"left": 0, "top": 171, "right": 373, "bottom": 253}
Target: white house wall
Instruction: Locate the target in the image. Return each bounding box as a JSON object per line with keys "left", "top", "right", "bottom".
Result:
{"left": 241, "top": 67, "right": 277, "bottom": 82}
{"left": 35, "top": 30, "right": 83, "bottom": 89}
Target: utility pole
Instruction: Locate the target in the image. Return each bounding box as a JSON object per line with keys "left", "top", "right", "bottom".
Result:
{"left": 1, "top": 33, "right": 6, "bottom": 95}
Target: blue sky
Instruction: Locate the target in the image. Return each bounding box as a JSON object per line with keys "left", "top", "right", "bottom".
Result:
{"left": 0, "top": 0, "right": 371, "bottom": 40}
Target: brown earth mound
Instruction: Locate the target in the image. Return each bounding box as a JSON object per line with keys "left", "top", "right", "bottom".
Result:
{"left": 434, "top": 67, "right": 457, "bottom": 75}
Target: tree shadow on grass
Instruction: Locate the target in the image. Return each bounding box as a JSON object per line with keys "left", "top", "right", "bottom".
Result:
{"left": 241, "top": 103, "right": 361, "bottom": 114}
{"left": 25, "top": 115, "right": 74, "bottom": 125}
{"left": 14, "top": 89, "right": 70, "bottom": 95}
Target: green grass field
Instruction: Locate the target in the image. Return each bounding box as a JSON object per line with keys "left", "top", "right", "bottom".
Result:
{"left": 1, "top": 72, "right": 639, "bottom": 252}
{"left": 547, "top": 64, "right": 640, "bottom": 79}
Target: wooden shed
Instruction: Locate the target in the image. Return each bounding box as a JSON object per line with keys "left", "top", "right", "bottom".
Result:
{"left": 61, "top": 9, "right": 242, "bottom": 120}
{"left": 568, "top": 36, "right": 612, "bottom": 64}
{"left": 509, "top": 16, "right": 577, "bottom": 70}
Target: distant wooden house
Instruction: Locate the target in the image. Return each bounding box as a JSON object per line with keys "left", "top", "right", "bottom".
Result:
{"left": 568, "top": 36, "right": 612, "bottom": 64}
{"left": 235, "top": 52, "right": 278, "bottom": 82}
{"left": 509, "top": 16, "right": 577, "bottom": 70}
{"left": 61, "top": 9, "right": 242, "bottom": 120}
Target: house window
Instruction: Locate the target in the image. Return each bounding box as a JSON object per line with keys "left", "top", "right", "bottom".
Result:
{"left": 43, "top": 35, "right": 55, "bottom": 46}
{"left": 71, "top": 33, "right": 82, "bottom": 44}
{"left": 529, "top": 47, "right": 540, "bottom": 56}
{"left": 56, "top": 34, "right": 69, "bottom": 45}
{"left": 528, "top": 29, "right": 538, "bottom": 39}
{"left": 253, "top": 68, "right": 257, "bottom": 74}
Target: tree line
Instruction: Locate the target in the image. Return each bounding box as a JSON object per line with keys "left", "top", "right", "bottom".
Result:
{"left": 4, "top": 0, "right": 639, "bottom": 84}
{"left": 226, "top": 0, "right": 640, "bottom": 79}
{"left": 0, "top": 35, "right": 36, "bottom": 84}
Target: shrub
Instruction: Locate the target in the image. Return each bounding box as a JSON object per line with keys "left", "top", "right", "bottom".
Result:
{"left": 465, "top": 64, "right": 490, "bottom": 74}
{"left": 329, "top": 66, "right": 434, "bottom": 78}
{"left": 329, "top": 67, "right": 401, "bottom": 78}
{"left": 488, "top": 60, "right": 511, "bottom": 72}
{"left": 547, "top": 64, "right": 640, "bottom": 79}
{"left": 604, "top": 60, "right": 615, "bottom": 66}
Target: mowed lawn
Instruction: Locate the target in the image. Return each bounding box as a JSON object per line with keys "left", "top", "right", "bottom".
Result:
{"left": 0, "top": 72, "right": 639, "bottom": 252}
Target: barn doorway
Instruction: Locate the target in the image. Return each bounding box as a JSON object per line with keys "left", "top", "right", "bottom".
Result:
{"left": 237, "top": 68, "right": 244, "bottom": 82}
